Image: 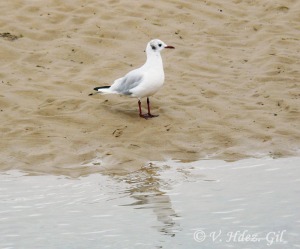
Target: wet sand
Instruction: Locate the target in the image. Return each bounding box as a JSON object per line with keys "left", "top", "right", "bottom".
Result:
{"left": 1, "top": 0, "right": 299, "bottom": 175}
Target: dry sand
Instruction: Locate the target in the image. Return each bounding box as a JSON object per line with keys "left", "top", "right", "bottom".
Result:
{"left": 0, "top": 0, "right": 299, "bottom": 176}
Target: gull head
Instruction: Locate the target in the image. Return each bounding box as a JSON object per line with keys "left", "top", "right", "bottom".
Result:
{"left": 146, "top": 39, "right": 175, "bottom": 54}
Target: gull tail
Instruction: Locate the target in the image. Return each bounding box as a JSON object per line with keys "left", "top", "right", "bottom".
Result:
{"left": 89, "top": 86, "right": 113, "bottom": 96}
{"left": 94, "top": 86, "right": 110, "bottom": 91}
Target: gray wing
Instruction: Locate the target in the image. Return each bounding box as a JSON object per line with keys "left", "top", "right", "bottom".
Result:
{"left": 111, "top": 73, "right": 143, "bottom": 95}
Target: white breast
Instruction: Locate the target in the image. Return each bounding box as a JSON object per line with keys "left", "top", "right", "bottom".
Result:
{"left": 130, "top": 67, "right": 165, "bottom": 98}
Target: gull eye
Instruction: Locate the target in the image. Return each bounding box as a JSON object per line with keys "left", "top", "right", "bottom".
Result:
{"left": 158, "top": 43, "right": 162, "bottom": 47}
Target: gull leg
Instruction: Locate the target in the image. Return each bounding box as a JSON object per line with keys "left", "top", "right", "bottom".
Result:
{"left": 138, "top": 99, "right": 158, "bottom": 119}
{"left": 138, "top": 99, "right": 148, "bottom": 119}
{"left": 147, "top": 97, "right": 159, "bottom": 118}
{"left": 138, "top": 99, "right": 143, "bottom": 117}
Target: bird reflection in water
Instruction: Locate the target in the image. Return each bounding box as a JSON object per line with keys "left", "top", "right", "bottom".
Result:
{"left": 115, "top": 163, "right": 181, "bottom": 237}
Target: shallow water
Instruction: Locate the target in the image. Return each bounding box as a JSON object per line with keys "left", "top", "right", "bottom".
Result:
{"left": 1, "top": 157, "right": 299, "bottom": 249}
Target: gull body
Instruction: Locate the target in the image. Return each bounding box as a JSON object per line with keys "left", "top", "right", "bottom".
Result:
{"left": 90, "top": 39, "right": 175, "bottom": 119}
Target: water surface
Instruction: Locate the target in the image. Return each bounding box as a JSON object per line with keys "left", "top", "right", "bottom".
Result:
{"left": 1, "top": 157, "right": 299, "bottom": 248}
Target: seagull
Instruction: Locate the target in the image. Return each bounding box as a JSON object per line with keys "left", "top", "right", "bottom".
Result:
{"left": 89, "top": 39, "right": 175, "bottom": 119}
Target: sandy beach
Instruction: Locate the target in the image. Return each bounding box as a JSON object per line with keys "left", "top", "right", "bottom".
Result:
{"left": 0, "top": 0, "right": 299, "bottom": 176}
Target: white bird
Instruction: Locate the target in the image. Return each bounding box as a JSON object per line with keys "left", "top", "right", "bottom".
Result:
{"left": 90, "top": 39, "right": 175, "bottom": 119}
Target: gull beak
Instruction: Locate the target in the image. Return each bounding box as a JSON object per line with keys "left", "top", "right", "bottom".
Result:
{"left": 165, "top": 45, "right": 175, "bottom": 49}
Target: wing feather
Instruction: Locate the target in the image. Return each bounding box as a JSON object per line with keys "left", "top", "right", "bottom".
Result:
{"left": 110, "top": 71, "right": 143, "bottom": 95}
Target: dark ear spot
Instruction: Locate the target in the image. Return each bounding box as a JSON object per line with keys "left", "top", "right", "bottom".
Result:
{"left": 151, "top": 45, "right": 156, "bottom": 50}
